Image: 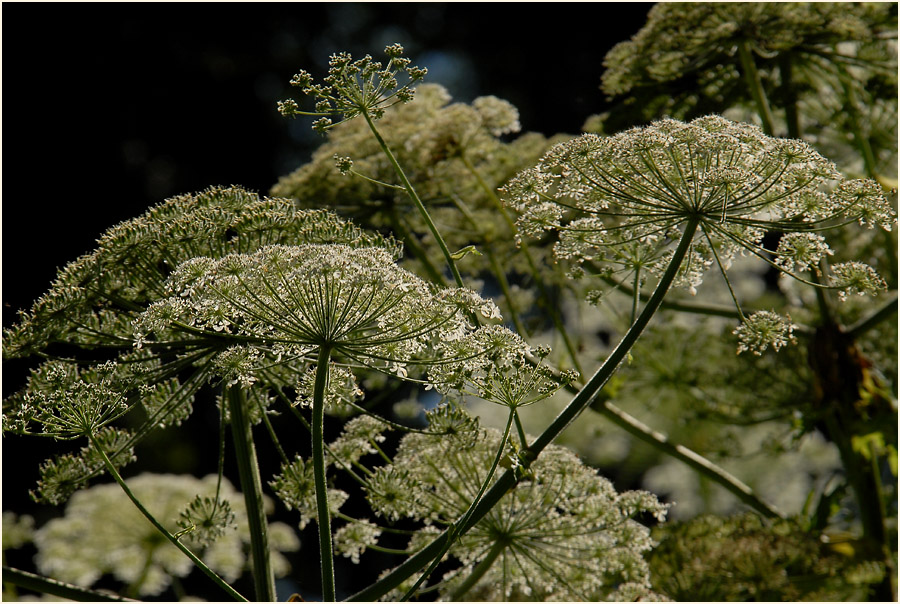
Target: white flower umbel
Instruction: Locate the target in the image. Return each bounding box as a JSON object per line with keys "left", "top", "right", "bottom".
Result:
{"left": 502, "top": 115, "right": 895, "bottom": 353}
{"left": 733, "top": 310, "right": 798, "bottom": 356}
{"left": 33, "top": 473, "right": 298, "bottom": 597}
{"left": 381, "top": 420, "right": 668, "bottom": 601}
{"left": 137, "top": 242, "right": 504, "bottom": 601}
{"left": 3, "top": 186, "right": 399, "bottom": 359}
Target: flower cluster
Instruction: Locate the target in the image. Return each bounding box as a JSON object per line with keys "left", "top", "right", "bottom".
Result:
{"left": 502, "top": 114, "right": 894, "bottom": 353}
{"left": 429, "top": 325, "right": 579, "bottom": 408}
{"left": 602, "top": 3, "right": 895, "bottom": 98}
{"left": 278, "top": 44, "right": 427, "bottom": 131}
{"left": 135, "top": 244, "right": 498, "bottom": 380}
{"left": 3, "top": 186, "right": 400, "bottom": 359}
{"left": 33, "top": 473, "right": 299, "bottom": 597}
{"left": 368, "top": 415, "right": 669, "bottom": 601}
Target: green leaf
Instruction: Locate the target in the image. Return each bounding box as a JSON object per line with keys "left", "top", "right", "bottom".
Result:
{"left": 450, "top": 245, "right": 482, "bottom": 260}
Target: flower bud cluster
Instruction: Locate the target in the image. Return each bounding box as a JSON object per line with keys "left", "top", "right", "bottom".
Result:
{"left": 279, "top": 44, "right": 427, "bottom": 131}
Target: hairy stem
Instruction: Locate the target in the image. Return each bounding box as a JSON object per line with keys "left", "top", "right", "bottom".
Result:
{"left": 88, "top": 434, "right": 248, "bottom": 602}
{"left": 226, "top": 386, "right": 276, "bottom": 602}
{"left": 313, "top": 345, "right": 336, "bottom": 601}
{"left": 349, "top": 218, "right": 700, "bottom": 602}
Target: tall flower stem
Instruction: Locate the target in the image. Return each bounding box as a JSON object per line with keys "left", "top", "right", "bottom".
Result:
{"left": 88, "top": 434, "right": 248, "bottom": 602}
{"left": 312, "top": 345, "right": 336, "bottom": 601}
{"left": 777, "top": 53, "right": 801, "bottom": 139}
{"left": 738, "top": 40, "right": 776, "bottom": 136}
{"left": 363, "top": 111, "right": 466, "bottom": 289}
{"left": 349, "top": 218, "right": 700, "bottom": 602}
{"left": 226, "top": 386, "right": 276, "bottom": 602}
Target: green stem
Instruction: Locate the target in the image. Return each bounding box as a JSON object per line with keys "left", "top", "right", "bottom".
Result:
{"left": 513, "top": 410, "right": 528, "bottom": 448}
{"left": 778, "top": 53, "right": 801, "bottom": 139}
{"left": 313, "top": 345, "right": 337, "bottom": 601}
{"left": 363, "top": 111, "right": 465, "bottom": 289}
{"left": 846, "top": 293, "right": 898, "bottom": 337}
{"left": 387, "top": 204, "right": 448, "bottom": 286}
{"left": 349, "top": 218, "right": 700, "bottom": 602}
{"left": 226, "top": 386, "right": 276, "bottom": 602}
{"left": 448, "top": 538, "right": 507, "bottom": 601}
{"left": 527, "top": 218, "right": 699, "bottom": 455}
{"left": 589, "top": 399, "right": 783, "bottom": 518}
{"left": 2, "top": 566, "right": 139, "bottom": 602}
{"left": 88, "top": 434, "right": 248, "bottom": 601}
{"left": 738, "top": 40, "right": 776, "bottom": 136}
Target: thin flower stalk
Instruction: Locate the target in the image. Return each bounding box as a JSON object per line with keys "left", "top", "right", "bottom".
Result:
{"left": 88, "top": 434, "right": 249, "bottom": 602}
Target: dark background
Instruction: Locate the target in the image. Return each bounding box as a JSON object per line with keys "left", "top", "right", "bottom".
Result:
{"left": 2, "top": 3, "right": 653, "bottom": 600}
{"left": 3, "top": 3, "right": 652, "bottom": 326}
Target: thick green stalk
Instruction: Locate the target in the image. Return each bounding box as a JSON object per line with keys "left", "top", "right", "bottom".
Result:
{"left": 348, "top": 218, "right": 700, "bottom": 602}
{"left": 89, "top": 434, "right": 248, "bottom": 602}
{"left": 363, "top": 111, "right": 465, "bottom": 289}
{"left": 313, "top": 345, "right": 337, "bottom": 601}
{"left": 226, "top": 386, "right": 276, "bottom": 602}
{"left": 777, "top": 53, "right": 801, "bottom": 139}
{"left": 738, "top": 40, "right": 776, "bottom": 136}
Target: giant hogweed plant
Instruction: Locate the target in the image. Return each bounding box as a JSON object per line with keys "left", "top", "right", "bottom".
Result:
{"left": 2, "top": 14, "right": 897, "bottom": 603}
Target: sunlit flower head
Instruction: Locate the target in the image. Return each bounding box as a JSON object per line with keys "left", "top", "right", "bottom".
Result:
{"left": 135, "top": 243, "right": 500, "bottom": 382}
{"left": 372, "top": 414, "right": 668, "bottom": 601}
{"left": 502, "top": 115, "right": 895, "bottom": 352}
